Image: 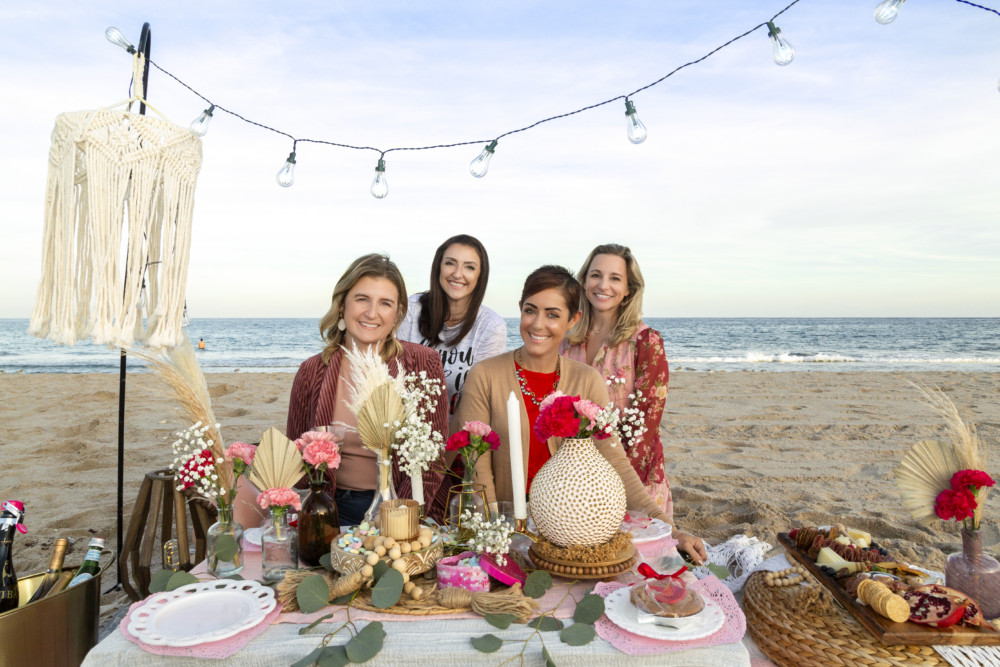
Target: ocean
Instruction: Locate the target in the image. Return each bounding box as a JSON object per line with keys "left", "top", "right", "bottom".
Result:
{"left": 0, "top": 318, "right": 997, "bottom": 374}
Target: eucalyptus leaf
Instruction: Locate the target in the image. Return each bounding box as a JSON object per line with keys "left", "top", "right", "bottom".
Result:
{"left": 331, "top": 592, "right": 356, "bottom": 605}
{"left": 527, "top": 615, "right": 563, "bottom": 632}
{"left": 344, "top": 622, "right": 385, "bottom": 663}
{"left": 573, "top": 593, "right": 605, "bottom": 625}
{"left": 370, "top": 569, "right": 404, "bottom": 608}
{"left": 296, "top": 574, "right": 332, "bottom": 614}
{"left": 319, "top": 553, "right": 332, "bottom": 570}
{"left": 164, "top": 571, "right": 199, "bottom": 591}
{"left": 148, "top": 569, "right": 172, "bottom": 594}
{"left": 317, "top": 645, "right": 350, "bottom": 667}
{"left": 523, "top": 570, "right": 553, "bottom": 599}
{"left": 471, "top": 633, "right": 503, "bottom": 653}
{"left": 213, "top": 534, "right": 238, "bottom": 562}
{"left": 291, "top": 647, "right": 324, "bottom": 667}
{"left": 707, "top": 562, "right": 731, "bottom": 580}
{"left": 543, "top": 646, "right": 557, "bottom": 667}
{"left": 485, "top": 613, "right": 516, "bottom": 629}
{"left": 372, "top": 560, "right": 390, "bottom": 582}
{"left": 559, "top": 623, "right": 596, "bottom": 646}
{"left": 298, "top": 613, "right": 334, "bottom": 634}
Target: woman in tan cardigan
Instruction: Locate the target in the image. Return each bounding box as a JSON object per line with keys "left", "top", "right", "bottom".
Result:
{"left": 454, "top": 265, "right": 707, "bottom": 564}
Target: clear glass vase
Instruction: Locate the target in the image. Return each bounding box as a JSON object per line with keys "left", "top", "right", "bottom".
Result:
{"left": 363, "top": 457, "right": 397, "bottom": 527}
{"left": 946, "top": 526, "right": 1000, "bottom": 620}
{"left": 298, "top": 477, "right": 340, "bottom": 566}
{"left": 446, "top": 482, "right": 490, "bottom": 537}
{"left": 262, "top": 507, "right": 298, "bottom": 583}
{"left": 206, "top": 505, "right": 244, "bottom": 577}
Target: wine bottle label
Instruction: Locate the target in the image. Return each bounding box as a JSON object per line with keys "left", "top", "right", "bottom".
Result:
{"left": 68, "top": 573, "right": 93, "bottom": 587}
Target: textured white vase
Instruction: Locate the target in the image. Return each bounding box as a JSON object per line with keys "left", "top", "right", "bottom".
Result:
{"left": 528, "top": 437, "right": 627, "bottom": 547}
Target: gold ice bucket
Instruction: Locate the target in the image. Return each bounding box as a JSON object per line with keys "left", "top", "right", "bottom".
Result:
{"left": 0, "top": 564, "right": 103, "bottom": 666}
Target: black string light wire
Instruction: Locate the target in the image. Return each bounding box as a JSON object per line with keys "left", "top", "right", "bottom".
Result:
{"left": 105, "top": 0, "right": 999, "bottom": 197}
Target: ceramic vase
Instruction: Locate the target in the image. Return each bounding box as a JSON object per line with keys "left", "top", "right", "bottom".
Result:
{"left": 946, "top": 526, "right": 1000, "bottom": 620}
{"left": 527, "top": 437, "right": 626, "bottom": 547}
{"left": 206, "top": 505, "right": 244, "bottom": 577}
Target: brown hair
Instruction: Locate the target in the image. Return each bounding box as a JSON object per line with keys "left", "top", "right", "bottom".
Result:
{"left": 519, "top": 265, "right": 582, "bottom": 316}
{"left": 417, "top": 234, "right": 490, "bottom": 346}
{"left": 567, "top": 243, "right": 645, "bottom": 347}
{"left": 318, "top": 253, "right": 407, "bottom": 364}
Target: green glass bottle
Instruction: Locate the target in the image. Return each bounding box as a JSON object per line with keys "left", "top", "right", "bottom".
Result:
{"left": 68, "top": 537, "right": 105, "bottom": 587}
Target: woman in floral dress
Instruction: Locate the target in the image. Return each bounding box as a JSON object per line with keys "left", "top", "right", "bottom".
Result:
{"left": 561, "top": 244, "right": 674, "bottom": 520}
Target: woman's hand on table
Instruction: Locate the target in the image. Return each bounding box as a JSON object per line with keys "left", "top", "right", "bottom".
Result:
{"left": 675, "top": 531, "right": 707, "bottom": 566}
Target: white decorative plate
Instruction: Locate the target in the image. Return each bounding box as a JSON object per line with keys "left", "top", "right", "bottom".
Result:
{"left": 243, "top": 526, "right": 263, "bottom": 547}
{"left": 624, "top": 518, "right": 673, "bottom": 544}
{"left": 127, "top": 580, "right": 276, "bottom": 646}
{"left": 603, "top": 587, "right": 725, "bottom": 641}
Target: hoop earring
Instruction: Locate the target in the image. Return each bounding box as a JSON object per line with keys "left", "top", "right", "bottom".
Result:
{"left": 337, "top": 317, "right": 346, "bottom": 331}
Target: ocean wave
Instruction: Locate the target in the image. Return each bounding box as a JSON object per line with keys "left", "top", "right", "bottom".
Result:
{"left": 671, "top": 352, "right": 1000, "bottom": 365}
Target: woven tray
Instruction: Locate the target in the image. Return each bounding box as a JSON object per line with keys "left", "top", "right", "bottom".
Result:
{"left": 744, "top": 571, "right": 946, "bottom": 666}
{"left": 329, "top": 540, "right": 443, "bottom": 577}
{"left": 530, "top": 543, "right": 637, "bottom": 579}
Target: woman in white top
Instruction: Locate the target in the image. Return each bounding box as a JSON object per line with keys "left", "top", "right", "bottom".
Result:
{"left": 398, "top": 235, "right": 507, "bottom": 415}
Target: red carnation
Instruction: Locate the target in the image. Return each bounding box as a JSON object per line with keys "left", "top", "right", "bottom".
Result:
{"left": 534, "top": 395, "right": 582, "bottom": 441}
{"left": 950, "top": 469, "right": 995, "bottom": 492}
{"left": 934, "top": 487, "right": 977, "bottom": 522}
{"left": 445, "top": 430, "right": 471, "bottom": 452}
{"left": 483, "top": 431, "right": 501, "bottom": 450}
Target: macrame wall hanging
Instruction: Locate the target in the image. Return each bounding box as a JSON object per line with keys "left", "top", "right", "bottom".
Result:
{"left": 29, "top": 53, "right": 203, "bottom": 350}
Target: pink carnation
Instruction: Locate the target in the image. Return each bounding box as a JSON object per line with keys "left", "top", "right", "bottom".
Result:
{"left": 538, "top": 391, "right": 566, "bottom": 412}
{"left": 294, "top": 430, "right": 337, "bottom": 453}
{"left": 464, "top": 421, "right": 492, "bottom": 437}
{"left": 258, "top": 486, "right": 301, "bottom": 511}
{"left": 951, "top": 469, "right": 995, "bottom": 492}
{"left": 483, "top": 431, "right": 501, "bottom": 450}
{"left": 224, "top": 441, "right": 257, "bottom": 465}
{"left": 534, "top": 395, "right": 582, "bottom": 441}
{"left": 303, "top": 439, "right": 341, "bottom": 470}
{"left": 573, "top": 398, "right": 602, "bottom": 423}
{"left": 446, "top": 430, "right": 472, "bottom": 452}
{"left": 934, "top": 487, "right": 976, "bottom": 522}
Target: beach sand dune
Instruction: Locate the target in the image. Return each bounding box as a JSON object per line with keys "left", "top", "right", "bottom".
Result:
{"left": 2, "top": 370, "right": 998, "bottom": 627}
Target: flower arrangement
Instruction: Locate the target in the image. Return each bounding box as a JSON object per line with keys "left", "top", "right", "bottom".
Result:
{"left": 446, "top": 421, "right": 501, "bottom": 483}
{"left": 392, "top": 371, "right": 445, "bottom": 478}
{"left": 607, "top": 376, "right": 648, "bottom": 448}
{"left": 294, "top": 431, "right": 343, "bottom": 485}
{"left": 460, "top": 509, "right": 515, "bottom": 566}
{"left": 258, "top": 486, "right": 302, "bottom": 513}
{"left": 172, "top": 429, "right": 257, "bottom": 520}
{"left": 533, "top": 391, "right": 620, "bottom": 443}
{"left": 935, "top": 469, "right": 996, "bottom": 531}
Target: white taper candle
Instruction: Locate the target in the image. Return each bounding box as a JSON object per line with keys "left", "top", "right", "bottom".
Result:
{"left": 507, "top": 391, "right": 528, "bottom": 520}
{"left": 410, "top": 472, "right": 424, "bottom": 506}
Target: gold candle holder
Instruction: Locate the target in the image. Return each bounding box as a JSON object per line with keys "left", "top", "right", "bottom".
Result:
{"left": 515, "top": 518, "right": 539, "bottom": 542}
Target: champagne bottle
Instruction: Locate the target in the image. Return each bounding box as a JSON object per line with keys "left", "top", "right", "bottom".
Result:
{"left": 44, "top": 571, "right": 74, "bottom": 598}
{"left": 68, "top": 537, "right": 105, "bottom": 588}
{"left": 27, "top": 538, "right": 69, "bottom": 603}
{"left": 0, "top": 500, "right": 27, "bottom": 614}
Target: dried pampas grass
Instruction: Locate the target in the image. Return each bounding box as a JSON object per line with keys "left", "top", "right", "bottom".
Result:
{"left": 247, "top": 427, "right": 304, "bottom": 492}
{"left": 343, "top": 344, "right": 405, "bottom": 454}
{"left": 894, "top": 384, "right": 987, "bottom": 525}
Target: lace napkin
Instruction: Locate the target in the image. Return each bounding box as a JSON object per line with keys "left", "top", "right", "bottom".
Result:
{"left": 119, "top": 599, "right": 283, "bottom": 658}
{"left": 593, "top": 576, "right": 746, "bottom": 655}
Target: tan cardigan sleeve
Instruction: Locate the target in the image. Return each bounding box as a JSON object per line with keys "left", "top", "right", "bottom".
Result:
{"left": 453, "top": 361, "right": 501, "bottom": 507}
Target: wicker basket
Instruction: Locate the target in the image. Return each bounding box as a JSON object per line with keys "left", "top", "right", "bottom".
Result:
{"left": 329, "top": 540, "right": 444, "bottom": 577}
{"left": 744, "top": 571, "right": 946, "bottom": 667}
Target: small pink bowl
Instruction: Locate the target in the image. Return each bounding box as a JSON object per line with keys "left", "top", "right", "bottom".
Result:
{"left": 436, "top": 551, "right": 491, "bottom": 593}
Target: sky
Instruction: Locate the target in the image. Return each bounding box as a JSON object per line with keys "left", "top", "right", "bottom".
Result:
{"left": 1, "top": 1, "right": 998, "bottom": 318}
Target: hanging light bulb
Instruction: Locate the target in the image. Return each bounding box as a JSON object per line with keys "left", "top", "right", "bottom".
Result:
{"left": 766, "top": 22, "right": 795, "bottom": 66}
{"left": 190, "top": 105, "right": 215, "bottom": 137}
{"left": 874, "top": 0, "right": 907, "bottom": 24}
{"left": 624, "top": 100, "right": 648, "bottom": 144}
{"left": 105, "top": 27, "right": 136, "bottom": 53}
{"left": 370, "top": 158, "right": 388, "bottom": 199}
{"left": 469, "top": 140, "right": 498, "bottom": 178}
{"left": 276, "top": 151, "right": 296, "bottom": 187}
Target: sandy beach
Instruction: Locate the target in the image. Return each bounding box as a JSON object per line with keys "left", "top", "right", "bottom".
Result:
{"left": 2, "top": 369, "right": 998, "bottom": 627}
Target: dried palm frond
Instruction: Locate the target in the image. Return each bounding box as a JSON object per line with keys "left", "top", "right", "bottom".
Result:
{"left": 133, "top": 333, "right": 233, "bottom": 491}
{"left": 343, "top": 344, "right": 405, "bottom": 453}
{"left": 248, "top": 427, "right": 304, "bottom": 491}
{"left": 894, "top": 384, "right": 987, "bottom": 525}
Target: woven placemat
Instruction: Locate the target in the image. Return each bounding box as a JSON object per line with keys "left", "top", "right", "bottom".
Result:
{"left": 744, "top": 571, "right": 946, "bottom": 666}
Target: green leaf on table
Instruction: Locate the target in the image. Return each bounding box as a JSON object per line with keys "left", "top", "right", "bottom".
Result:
{"left": 707, "top": 562, "right": 731, "bottom": 580}
{"left": 296, "top": 574, "right": 332, "bottom": 614}
{"left": 344, "top": 621, "right": 385, "bottom": 663}
{"left": 573, "top": 593, "right": 605, "bottom": 625}
{"left": 485, "top": 613, "right": 516, "bottom": 629}
{"left": 331, "top": 592, "right": 356, "bottom": 605}
{"left": 165, "top": 571, "right": 199, "bottom": 591}
{"left": 148, "top": 569, "right": 172, "bottom": 594}
{"left": 523, "top": 570, "right": 553, "bottom": 598}
{"left": 319, "top": 553, "right": 332, "bottom": 570}
{"left": 560, "top": 623, "right": 596, "bottom": 646}
{"left": 316, "top": 645, "right": 349, "bottom": 667}
{"left": 471, "top": 633, "right": 503, "bottom": 653}
{"left": 370, "top": 569, "right": 404, "bottom": 608}
{"left": 298, "top": 613, "right": 334, "bottom": 634}
{"left": 213, "top": 534, "right": 238, "bottom": 562}
{"left": 291, "top": 647, "right": 324, "bottom": 667}
{"left": 542, "top": 646, "right": 557, "bottom": 667}
{"left": 372, "top": 560, "right": 390, "bottom": 582}
{"left": 527, "top": 615, "right": 563, "bottom": 632}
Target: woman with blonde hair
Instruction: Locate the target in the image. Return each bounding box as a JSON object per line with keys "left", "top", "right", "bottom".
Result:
{"left": 562, "top": 243, "right": 674, "bottom": 519}
{"left": 235, "top": 253, "right": 448, "bottom": 527}
{"left": 455, "top": 265, "right": 706, "bottom": 564}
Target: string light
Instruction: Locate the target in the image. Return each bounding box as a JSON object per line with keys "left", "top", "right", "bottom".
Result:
{"left": 766, "top": 21, "right": 795, "bottom": 65}
{"left": 874, "top": 0, "right": 907, "bottom": 24}
{"left": 469, "top": 140, "right": 498, "bottom": 178}
{"left": 105, "top": 27, "right": 135, "bottom": 54}
{"left": 276, "top": 151, "right": 296, "bottom": 187}
{"left": 370, "top": 158, "right": 388, "bottom": 199}
{"left": 190, "top": 105, "right": 214, "bottom": 136}
{"left": 624, "top": 99, "right": 648, "bottom": 144}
